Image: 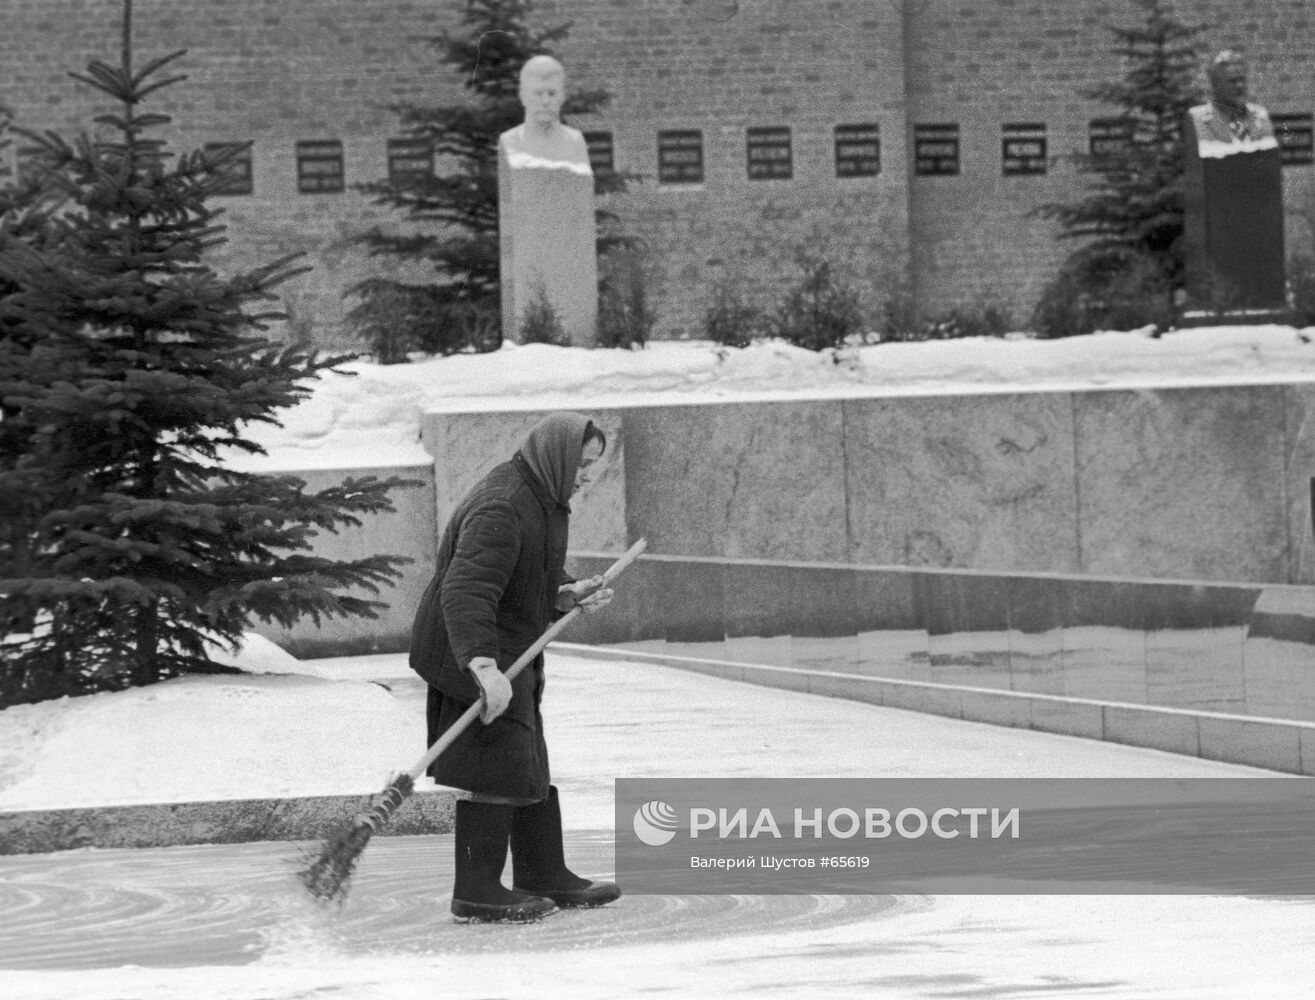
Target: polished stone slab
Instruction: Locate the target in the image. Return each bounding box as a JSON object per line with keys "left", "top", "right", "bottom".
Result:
{"left": 650, "top": 557, "right": 726, "bottom": 644}
{"left": 1004, "top": 576, "right": 1066, "bottom": 696}
{"left": 621, "top": 401, "right": 849, "bottom": 561}
{"left": 722, "top": 561, "right": 797, "bottom": 639}
{"left": 1242, "top": 637, "right": 1315, "bottom": 722}
{"left": 560, "top": 552, "right": 665, "bottom": 645}
{"left": 1247, "top": 586, "right": 1315, "bottom": 644}
{"left": 1280, "top": 385, "right": 1315, "bottom": 584}
{"left": 1144, "top": 626, "right": 1247, "bottom": 713}
{"left": 853, "top": 630, "right": 931, "bottom": 680}
{"left": 852, "top": 569, "right": 929, "bottom": 679}
{"left": 924, "top": 573, "right": 1013, "bottom": 691}
{"left": 853, "top": 568, "right": 923, "bottom": 632}
{"left": 1236, "top": 586, "right": 1309, "bottom": 721}
{"left": 1072, "top": 385, "right": 1288, "bottom": 581}
{"left": 788, "top": 564, "right": 860, "bottom": 672}
{"left": 565, "top": 556, "right": 1315, "bottom": 729}
{"left": 843, "top": 392, "right": 1079, "bottom": 572}
{"left": 788, "top": 564, "right": 860, "bottom": 639}
{"left": 726, "top": 634, "right": 794, "bottom": 668}
{"left": 1058, "top": 578, "right": 1149, "bottom": 704}
{"left": 792, "top": 637, "right": 862, "bottom": 676}
{"left": 1241, "top": 588, "right": 1315, "bottom": 721}
{"left": 1142, "top": 583, "right": 1253, "bottom": 713}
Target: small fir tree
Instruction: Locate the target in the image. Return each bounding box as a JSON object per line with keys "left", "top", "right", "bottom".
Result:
{"left": 771, "top": 253, "right": 866, "bottom": 352}
{"left": 0, "top": 2, "right": 412, "bottom": 706}
{"left": 347, "top": 0, "right": 633, "bottom": 360}
{"left": 1032, "top": 0, "right": 1206, "bottom": 336}
{"left": 597, "top": 247, "right": 656, "bottom": 349}
{"left": 516, "top": 279, "right": 570, "bottom": 346}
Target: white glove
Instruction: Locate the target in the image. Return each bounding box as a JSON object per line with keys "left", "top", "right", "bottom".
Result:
{"left": 466, "top": 656, "right": 511, "bottom": 724}
{"left": 556, "top": 575, "right": 610, "bottom": 614}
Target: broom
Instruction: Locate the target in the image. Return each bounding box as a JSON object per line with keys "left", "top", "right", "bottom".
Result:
{"left": 298, "top": 537, "right": 648, "bottom": 903}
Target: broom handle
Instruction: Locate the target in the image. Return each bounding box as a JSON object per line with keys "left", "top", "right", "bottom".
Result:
{"left": 405, "top": 537, "right": 648, "bottom": 783}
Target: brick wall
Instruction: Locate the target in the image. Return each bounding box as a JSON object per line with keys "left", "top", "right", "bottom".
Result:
{"left": 1, "top": 0, "right": 1311, "bottom": 344}
{"left": 536, "top": 0, "right": 911, "bottom": 338}
{"left": 0, "top": 0, "right": 464, "bottom": 347}
{"left": 904, "top": 0, "right": 1315, "bottom": 319}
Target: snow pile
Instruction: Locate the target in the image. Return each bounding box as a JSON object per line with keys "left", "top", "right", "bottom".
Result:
{"left": 228, "top": 325, "right": 1315, "bottom": 470}
{"left": 0, "top": 659, "right": 425, "bottom": 810}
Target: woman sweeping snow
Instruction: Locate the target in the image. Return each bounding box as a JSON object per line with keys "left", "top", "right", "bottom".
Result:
{"left": 409, "top": 412, "right": 618, "bottom": 922}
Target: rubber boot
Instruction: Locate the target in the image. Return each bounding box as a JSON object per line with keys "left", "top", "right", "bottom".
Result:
{"left": 451, "top": 799, "right": 556, "bottom": 922}
{"left": 511, "top": 785, "right": 621, "bottom": 908}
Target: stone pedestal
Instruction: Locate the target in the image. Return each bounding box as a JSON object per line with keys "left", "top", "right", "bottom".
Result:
{"left": 1183, "top": 113, "right": 1287, "bottom": 322}
{"left": 498, "top": 125, "right": 598, "bottom": 346}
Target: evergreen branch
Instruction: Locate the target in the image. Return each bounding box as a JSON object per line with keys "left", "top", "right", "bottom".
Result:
{"left": 133, "top": 76, "right": 190, "bottom": 102}
{"left": 129, "top": 49, "right": 189, "bottom": 88}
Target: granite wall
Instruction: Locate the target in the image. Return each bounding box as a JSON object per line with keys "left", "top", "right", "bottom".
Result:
{"left": 424, "top": 381, "right": 1315, "bottom": 587}
{"left": 248, "top": 383, "right": 1315, "bottom": 657}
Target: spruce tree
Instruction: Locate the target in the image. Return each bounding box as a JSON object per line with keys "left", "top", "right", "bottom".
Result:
{"left": 0, "top": 2, "right": 412, "bottom": 706}
{"left": 348, "top": 0, "right": 631, "bottom": 361}
{"left": 1032, "top": 0, "right": 1206, "bottom": 336}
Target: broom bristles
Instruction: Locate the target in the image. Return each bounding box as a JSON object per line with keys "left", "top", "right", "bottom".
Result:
{"left": 298, "top": 773, "right": 416, "bottom": 903}
{"left": 298, "top": 819, "right": 375, "bottom": 902}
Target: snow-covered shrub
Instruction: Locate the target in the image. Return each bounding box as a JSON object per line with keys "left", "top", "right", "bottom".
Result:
{"left": 879, "top": 291, "right": 1013, "bottom": 342}
{"left": 348, "top": 282, "right": 501, "bottom": 362}
{"left": 1031, "top": 246, "right": 1174, "bottom": 338}
{"left": 704, "top": 281, "right": 763, "bottom": 348}
{"left": 771, "top": 253, "right": 866, "bottom": 352}
{"left": 517, "top": 281, "right": 570, "bottom": 346}
{"left": 597, "top": 248, "right": 656, "bottom": 349}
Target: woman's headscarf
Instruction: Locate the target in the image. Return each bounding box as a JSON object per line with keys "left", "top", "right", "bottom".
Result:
{"left": 517, "top": 412, "right": 592, "bottom": 508}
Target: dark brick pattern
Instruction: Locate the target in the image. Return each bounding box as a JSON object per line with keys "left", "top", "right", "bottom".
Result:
{"left": 1, "top": 1, "right": 1310, "bottom": 342}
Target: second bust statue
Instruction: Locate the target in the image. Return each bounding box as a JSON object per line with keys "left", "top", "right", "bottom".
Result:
{"left": 500, "top": 54, "right": 591, "bottom": 168}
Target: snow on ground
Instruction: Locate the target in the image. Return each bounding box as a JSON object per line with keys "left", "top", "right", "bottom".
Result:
{"left": 0, "top": 637, "right": 416, "bottom": 810}
{"left": 4, "top": 887, "right": 1314, "bottom": 1000}
{"left": 3, "top": 650, "right": 1313, "bottom": 1000}
{"left": 225, "top": 325, "right": 1315, "bottom": 470}
{"left": 0, "top": 645, "right": 1277, "bottom": 817}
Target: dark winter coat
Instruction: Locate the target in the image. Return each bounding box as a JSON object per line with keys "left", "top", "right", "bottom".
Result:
{"left": 409, "top": 451, "right": 569, "bottom": 729}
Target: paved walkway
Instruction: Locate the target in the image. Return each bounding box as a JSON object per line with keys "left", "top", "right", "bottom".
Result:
{"left": 2, "top": 651, "right": 1312, "bottom": 1000}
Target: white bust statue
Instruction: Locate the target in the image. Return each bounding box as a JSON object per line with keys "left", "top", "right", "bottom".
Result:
{"left": 499, "top": 55, "right": 591, "bottom": 171}
{"left": 1187, "top": 49, "right": 1277, "bottom": 156}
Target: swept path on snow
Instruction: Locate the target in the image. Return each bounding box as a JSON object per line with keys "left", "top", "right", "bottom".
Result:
{"left": 4, "top": 650, "right": 1313, "bottom": 999}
